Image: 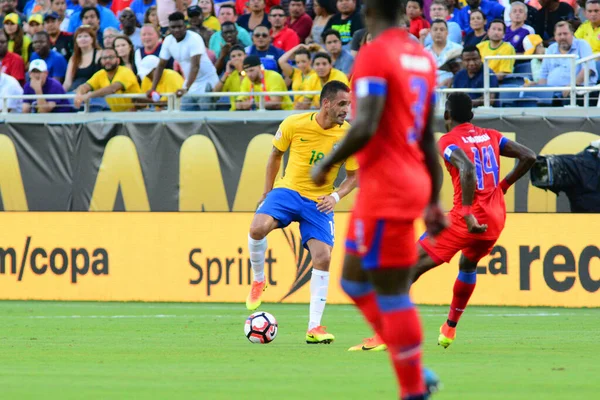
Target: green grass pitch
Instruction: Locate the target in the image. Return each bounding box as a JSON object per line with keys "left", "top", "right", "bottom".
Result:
{"left": 0, "top": 301, "right": 598, "bottom": 399}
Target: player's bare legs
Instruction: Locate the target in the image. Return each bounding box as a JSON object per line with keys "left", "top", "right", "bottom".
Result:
{"left": 437, "top": 254, "right": 478, "bottom": 348}
{"left": 411, "top": 246, "right": 441, "bottom": 284}
{"left": 305, "top": 239, "right": 335, "bottom": 344}
{"left": 246, "top": 214, "right": 280, "bottom": 310}
{"left": 341, "top": 255, "right": 387, "bottom": 351}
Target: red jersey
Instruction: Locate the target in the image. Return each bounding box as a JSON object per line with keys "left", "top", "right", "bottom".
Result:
{"left": 351, "top": 28, "right": 437, "bottom": 220}
{"left": 0, "top": 51, "right": 25, "bottom": 85}
{"left": 409, "top": 17, "right": 430, "bottom": 38}
{"left": 438, "top": 123, "right": 508, "bottom": 239}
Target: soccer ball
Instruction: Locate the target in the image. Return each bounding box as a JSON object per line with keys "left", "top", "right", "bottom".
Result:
{"left": 244, "top": 311, "right": 278, "bottom": 344}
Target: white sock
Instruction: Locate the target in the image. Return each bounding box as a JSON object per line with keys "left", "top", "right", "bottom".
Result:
{"left": 248, "top": 234, "right": 267, "bottom": 283}
{"left": 308, "top": 269, "right": 330, "bottom": 330}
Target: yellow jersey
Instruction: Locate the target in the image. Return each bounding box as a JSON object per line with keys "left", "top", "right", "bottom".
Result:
{"left": 237, "top": 70, "right": 293, "bottom": 110}
{"left": 203, "top": 15, "right": 221, "bottom": 31}
{"left": 272, "top": 112, "right": 358, "bottom": 201}
{"left": 8, "top": 35, "right": 31, "bottom": 63}
{"left": 290, "top": 67, "right": 317, "bottom": 106}
{"left": 141, "top": 68, "right": 184, "bottom": 102}
{"left": 477, "top": 41, "right": 516, "bottom": 75}
{"left": 575, "top": 21, "right": 600, "bottom": 53}
{"left": 222, "top": 70, "right": 244, "bottom": 111}
{"left": 298, "top": 68, "right": 349, "bottom": 108}
{"left": 87, "top": 66, "right": 141, "bottom": 112}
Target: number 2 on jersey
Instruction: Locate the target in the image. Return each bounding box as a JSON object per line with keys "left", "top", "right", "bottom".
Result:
{"left": 471, "top": 145, "right": 499, "bottom": 190}
{"left": 407, "top": 76, "right": 429, "bottom": 143}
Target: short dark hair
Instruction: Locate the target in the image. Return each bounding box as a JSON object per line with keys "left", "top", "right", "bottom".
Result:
{"left": 230, "top": 44, "right": 246, "bottom": 53}
{"left": 462, "top": 45, "right": 480, "bottom": 56}
{"left": 489, "top": 18, "right": 506, "bottom": 32}
{"left": 313, "top": 52, "right": 332, "bottom": 64}
{"left": 469, "top": 9, "right": 486, "bottom": 20}
{"left": 322, "top": 28, "right": 341, "bottom": 42}
{"left": 290, "top": 0, "right": 306, "bottom": 4}
{"left": 220, "top": 4, "right": 237, "bottom": 13}
{"left": 446, "top": 93, "right": 474, "bottom": 123}
{"left": 221, "top": 21, "right": 236, "bottom": 30}
{"left": 320, "top": 80, "right": 350, "bottom": 106}
{"left": 168, "top": 11, "right": 185, "bottom": 22}
{"left": 33, "top": 30, "right": 50, "bottom": 40}
{"left": 253, "top": 24, "right": 269, "bottom": 32}
{"left": 407, "top": 0, "right": 424, "bottom": 9}
{"left": 80, "top": 6, "right": 100, "bottom": 21}
{"left": 365, "top": 0, "right": 405, "bottom": 23}
{"left": 294, "top": 48, "right": 311, "bottom": 59}
{"left": 269, "top": 5, "right": 285, "bottom": 14}
{"left": 431, "top": 18, "right": 448, "bottom": 28}
{"left": 431, "top": 0, "right": 449, "bottom": 10}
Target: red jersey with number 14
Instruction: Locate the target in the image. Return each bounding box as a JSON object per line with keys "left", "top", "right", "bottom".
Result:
{"left": 351, "top": 28, "right": 437, "bottom": 220}
{"left": 438, "top": 123, "right": 508, "bottom": 239}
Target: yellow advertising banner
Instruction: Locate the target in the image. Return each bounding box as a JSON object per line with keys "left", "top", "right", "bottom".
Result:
{"left": 0, "top": 213, "right": 598, "bottom": 307}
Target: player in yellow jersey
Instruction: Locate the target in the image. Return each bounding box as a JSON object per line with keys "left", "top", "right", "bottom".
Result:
{"left": 246, "top": 81, "right": 358, "bottom": 344}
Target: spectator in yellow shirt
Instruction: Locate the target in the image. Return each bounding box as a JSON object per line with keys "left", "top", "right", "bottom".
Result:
{"left": 74, "top": 48, "right": 142, "bottom": 112}
{"left": 477, "top": 19, "right": 516, "bottom": 81}
{"left": 278, "top": 44, "right": 317, "bottom": 106}
{"left": 574, "top": 0, "right": 600, "bottom": 53}
{"left": 213, "top": 45, "right": 247, "bottom": 110}
{"left": 137, "top": 54, "right": 184, "bottom": 110}
{"left": 236, "top": 55, "right": 293, "bottom": 110}
{"left": 295, "top": 52, "right": 349, "bottom": 109}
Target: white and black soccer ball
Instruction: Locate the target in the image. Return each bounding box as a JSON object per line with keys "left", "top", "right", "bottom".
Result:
{"left": 244, "top": 311, "right": 278, "bottom": 344}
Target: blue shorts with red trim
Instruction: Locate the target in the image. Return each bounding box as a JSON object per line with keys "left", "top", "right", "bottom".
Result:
{"left": 345, "top": 213, "right": 417, "bottom": 269}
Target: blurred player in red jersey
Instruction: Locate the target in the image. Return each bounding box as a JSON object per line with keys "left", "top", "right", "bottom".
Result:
{"left": 311, "top": 0, "right": 446, "bottom": 398}
{"left": 415, "top": 92, "right": 536, "bottom": 349}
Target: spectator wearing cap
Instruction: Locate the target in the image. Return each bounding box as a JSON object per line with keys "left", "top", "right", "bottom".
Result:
{"left": 67, "top": 0, "right": 120, "bottom": 34}
{"left": 321, "top": 29, "right": 352, "bottom": 75}
{"left": 49, "top": 0, "right": 71, "bottom": 32}
{"left": 119, "top": 8, "right": 142, "bottom": 48}
{"left": 505, "top": 2, "right": 534, "bottom": 53}
{"left": 452, "top": 46, "right": 499, "bottom": 107}
{"left": 23, "top": 59, "right": 71, "bottom": 113}
{"left": 3, "top": 13, "right": 32, "bottom": 63}
{"left": 0, "top": 0, "right": 25, "bottom": 29}
{"left": 247, "top": 24, "right": 284, "bottom": 72}
{"left": 532, "top": 0, "right": 574, "bottom": 44}
{"left": 136, "top": 54, "right": 183, "bottom": 107}
{"left": 575, "top": 0, "right": 600, "bottom": 53}
{"left": 287, "top": 0, "right": 312, "bottom": 43}
{"left": 425, "top": 19, "right": 463, "bottom": 87}
{"left": 422, "top": 0, "right": 462, "bottom": 47}
{"left": 75, "top": 47, "right": 141, "bottom": 111}
{"left": 103, "top": 26, "right": 119, "bottom": 48}
{"left": 148, "top": 12, "right": 218, "bottom": 111}
{"left": 31, "top": 31, "right": 68, "bottom": 82}
{"left": 0, "top": 59, "right": 23, "bottom": 112}
{"left": 0, "top": 29, "right": 24, "bottom": 84}
{"left": 477, "top": 19, "right": 516, "bottom": 81}
{"left": 209, "top": 4, "right": 252, "bottom": 57}
{"left": 323, "top": 0, "right": 364, "bottom": 46}
{"left": 296, "top": 52, "right": 348, "bottom": 109}
{"left": 269, "top": 5, "right": 299, "bottom": 51}
{"left": 237, "top": 0, "right": 270, "bottom": 33}
{"left": 522, "top": 33, "right": 544, "bottom": 82}
{"left": 187, "top": 5, "right": 216, "bottom": 46}
{"left": 213, "top": 44, "right": 246, "bottom": 110}
{"left": 197, "top": 0, "right": 221, "bottom": 31}
{"left": 135, "top": 23, "right": 174, "bottom": 70}
{"left": 44, "top": 11, "right": 73, "bottom": 60}
{"left": 456, "top": 0, "right": 505, "bottom": 35}
{"left": 129, "top": 0, "right": 156, "bottom": 25}
{"left": 28, "top": 14, "right": 44, "bottom": 35}
{"left": 236, "top": 54, "right": 293, "bottom": 110}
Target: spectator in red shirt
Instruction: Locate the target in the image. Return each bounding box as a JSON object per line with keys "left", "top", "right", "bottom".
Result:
{"left": 269, "top": 5, "right": 299, "bottom": 50}
{"left": 236, "top": 0, "right": 280, "bottom": 15}
{"left": 407, "top": 0, "right": 429, "bottom": 38}
{"left": 287, "top": 0, "right": 312, "bottom": 42}
{"left": 0, "top": 30, "right": 24, "bottom": 84}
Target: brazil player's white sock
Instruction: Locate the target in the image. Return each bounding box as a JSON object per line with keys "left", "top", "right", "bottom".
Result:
{"left": 248, "top": 234, "right": 267, "bottom": 283}
{"left": 308, "top": 269, "right": 330, "bottom": 330}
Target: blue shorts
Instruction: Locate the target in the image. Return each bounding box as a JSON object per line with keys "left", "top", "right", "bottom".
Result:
{"left": 257, "top": 188, "right": 335, "bottom": 248}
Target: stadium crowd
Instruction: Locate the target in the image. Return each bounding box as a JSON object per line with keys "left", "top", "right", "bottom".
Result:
{"left": 1, "top": 0, "right": 600, "bottom": 112}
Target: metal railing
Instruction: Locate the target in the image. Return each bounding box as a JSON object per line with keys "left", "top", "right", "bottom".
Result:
{"left": 577, "top": 52, "right": 600, "bottom": 107}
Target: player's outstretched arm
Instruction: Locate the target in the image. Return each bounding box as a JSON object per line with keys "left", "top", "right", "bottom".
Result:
{"left": 499, "top": 140, "right": 537, "bottom": 194}
{"left": 449, "top": 149, "right": 488, "bottom": 234}
{"left": 258, "top": 147, "right": 285, "bottom": 207}
{"left": 311, "top": 94, "right": 385, "bottom": 186}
